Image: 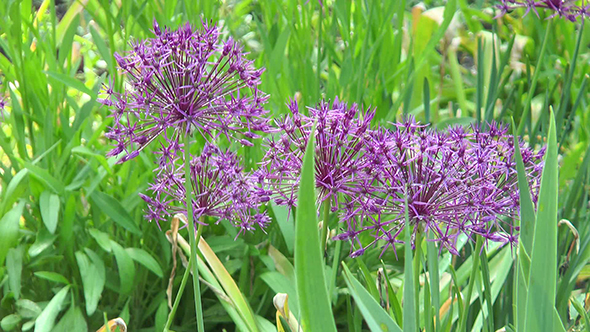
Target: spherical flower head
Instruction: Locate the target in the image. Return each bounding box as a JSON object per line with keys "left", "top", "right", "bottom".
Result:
{"left": 99, "top": 19, "right": 271, "bottom": 164}
{"left": 496, "top": 0, "right": 587, "bottom": 21}
{"left": 140, "top": 143, "right": 269, "bottom": 235}
{"left": 256, "top": 97, "right": 376, "bottom": 212}
{"left": 338, "top": 118, "right": 545, "bottom": 258}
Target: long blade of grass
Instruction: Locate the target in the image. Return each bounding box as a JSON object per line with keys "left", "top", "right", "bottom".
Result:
{"left": 511, "top": 117, "right": 536, "bottom": 332}
{"left": 523, "top": 110, "right": 559, "bottom": 332}
{"left": 342, "top": 263, "right": 402, "bottom": 332}
{"left": 294, "top": 125, "right": 337, "bottom": 332}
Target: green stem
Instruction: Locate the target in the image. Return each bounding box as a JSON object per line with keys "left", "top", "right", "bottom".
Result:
{"left": 317, "top": 1, "right": 323, "bottom": 100}
{"left": 183, "top": 133, "right": 205, "bottom": 332}
{"left": 320, "top": 201, "right": 330, "bottom": 254}
{"left": 516, "top": 20, "right": 552, "bottom": 136}
{"left": 413, "top": 229, "right": 422, "bottom": 330}
{"left": 163, "top": 256, "right": 192, "bottom": 332}
{"left": 329, "top": 233, "right": 343, "bottom": 304}
{"left": 457, "top": 236, "right": 483, "bottom": 332}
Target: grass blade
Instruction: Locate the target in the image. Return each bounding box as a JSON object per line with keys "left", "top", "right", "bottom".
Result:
{"left": 342, "top": 263, "right": 402, "bottom": 332}
{"left": 523, "top": 110, "right": 559, "bottom": 332}
{"left": 294, "top": 125, "right": 337, "bottom": 332}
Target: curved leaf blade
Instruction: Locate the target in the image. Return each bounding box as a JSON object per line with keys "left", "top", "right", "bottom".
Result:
{"left": 342, "top": 263, "right": 402, "bottom": 332}
{"left": 524, "top": 112, "right": 559, "bottom": 332}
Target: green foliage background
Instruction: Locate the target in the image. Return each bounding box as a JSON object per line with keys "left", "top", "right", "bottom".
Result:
{"left": 0, "top": 0, "right": 589, "bottom": 331}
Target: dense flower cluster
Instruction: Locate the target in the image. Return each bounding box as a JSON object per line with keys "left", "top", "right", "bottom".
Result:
{"left": 335, "top": 119, "right": 544, "bottom": 257}
{"left": 98, "top": 21, "right": 272, "bottom": 235}
{"left": 496, "top": 0, "right": 590, "bottom": 21}
{"left": 254, "top": 98, "right": 375, "bottom": 211}
{"left": 99, "top": 20, "right": 271, "bottom": 164}
{"left": 99, "top": 20, "right": 547, "bottom": 255}
{"left": 140, "top": 143, "right": 270, "bottom": 235}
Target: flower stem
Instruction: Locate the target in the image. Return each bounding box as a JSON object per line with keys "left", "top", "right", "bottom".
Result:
{"left": 163, "top": 221, "right": 205, "bottom": 332}
{"left": 412, "top": 229, "right": 422, "bottom": 330}
{"left": 163, "top": 255, "right": 192, "bottom": 332}
{"left": 329, "top": 238, "right": 342, "bottom": 304}
{"left": 320, "top": 201, "right": 330, "bottom": 255}
{"left": 183, "top": 132, "right": 205, "bottom": 332}
{"left": 317, "top": 1, "right": 323, "bottom": 99}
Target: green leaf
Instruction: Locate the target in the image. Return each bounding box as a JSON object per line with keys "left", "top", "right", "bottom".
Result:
{"left": 6, "top": 247, "right": 23, "bottom": 300}
{"left": 34, "top": 271, "right": 70, "bottom": 285}
{"left": 34, "top": 285, "right": 70, "bottom": 332}
{"left": 342, "top": 263, "right": 402, "bottom": 332}
{"left": 75, "top": 251, "right": 104, "bottom": 315}
{"left": 270, "top": 203, "right": 295, "bottom": 254}
{"left": 39, "top": 191, "right": 60, "bottom": 234}
{"left": 524, "top": 112, "right": 559, "bottom": 332}
{"left": 198, "top": 238, "right": 260, "bottom": 331}
{"left": 260, "top": 271, "right": 299, "bottom": 318}
{"left": 1, "top": 314, "right": 21, "bottom": 331}
{"left": 28, "top": 229, "right": 58, "bottom": 257}
{"left": 155, "top": 300, "right": 169, "bottom": 332}
{"left": 110, "top": 241, "right": 136, "bottom": 295}
{"left": 294, "top": 125, "right": 337, "bottom": 332}
{"left": 45, "top": 70, "right": 98, "bottom": 99}
{"left": 16, "top": 299, "right": 42, "bottom": 319}
{"left": 24, "top": 162, "right": 64, "bottom": 195}
{"left": 88, "top": 228, "right": 112, "bottom": 252}
{"left": 512, "top": 117, "right": 536, "bottom": 332}
{"left": 51, "top": 306, "right": 88, "bottom": 332}
{"left": 1, "top": 169, "right": 28, "bottom": 214}
{"left": 90, "top": 191, "right": 141, "bottom": 235}
{"left": 268, "top": 245, "right": 295, "bottom": 282}
{"left": 0, "top": 201, "right": 24, "bottom": 267}
{"left": 125, "top": 247, "right": 163, "bottom": 278}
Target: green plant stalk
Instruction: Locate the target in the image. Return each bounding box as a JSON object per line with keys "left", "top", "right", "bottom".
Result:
{"left": 317, "top": 1, "right": 323, "bottom": 100}
{"left": 516, "top": 20, "right": 552, "bottom": 136}
{"left": 426, "top": 231, "right": 440, "bottom": 331}
{"left": 329, "top": 239, "right": 342, "bottom": 304}
{"left": 457, "top": 236, "right": 483, "bottom": 332}
{"left": 183, "top": 133, "right": 205, "bottom": 332}
{"left": 321, "top": 201, "right": 330, "bottom": 255}
{"left": 403, "top": 195, "right": 416, "bottom": 332}
{"left": 413, "top": 229, "right": 422, "bottom": 330}
{"left": 163, "top": 257, "right": 192, "bottom": 332}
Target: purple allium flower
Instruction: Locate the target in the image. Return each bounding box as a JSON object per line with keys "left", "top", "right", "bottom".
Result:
{"left": 99, "top": 20, "right": 271, "bottom": 164}
{"left": 496, "top": 0, "right": 588, "bottom": 21}
{"left": 337, "top": 118, "right": 545, "bottom": 257}
{"left": 255, "top": 97, "right": 375, "bottom": 211}
{"left": 140, "top": 143, "right": 269, "bottom": 236}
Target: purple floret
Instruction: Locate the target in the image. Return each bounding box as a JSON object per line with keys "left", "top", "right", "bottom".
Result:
{"left": 496, "top": 0, "right": 589, "bottom": 21}
{"left": 99, "top": 20, "right": 271, "bottom": 164}
{"left": 141, "top": 143, "right": 269, "bottom": 235}
{"left": 255, "top": 97, "right": 376, "bottom": 212}
{"left": 337, "top": 118, "right": 545, "bottom": 257}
